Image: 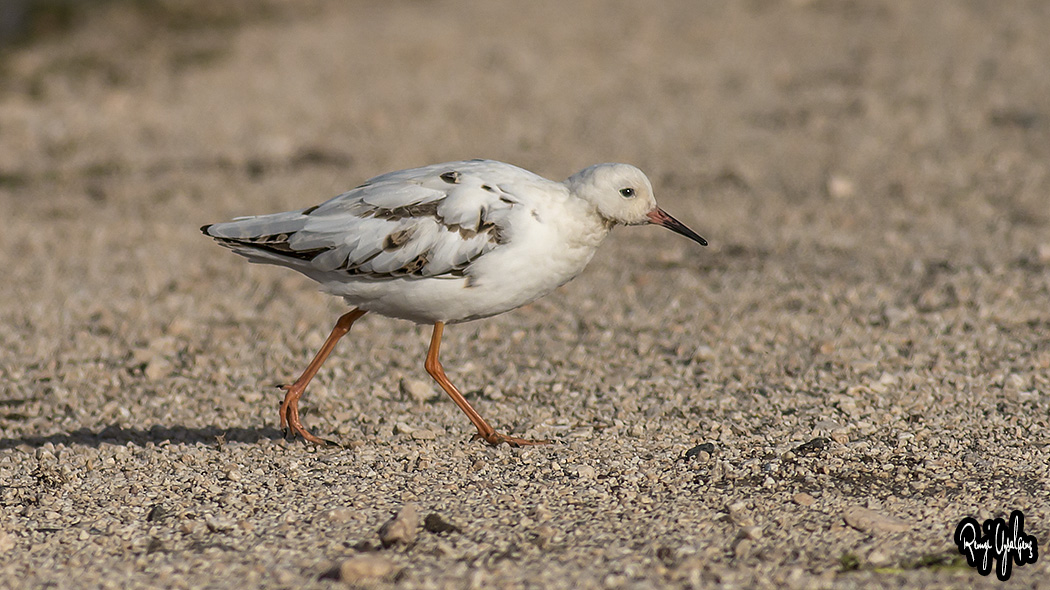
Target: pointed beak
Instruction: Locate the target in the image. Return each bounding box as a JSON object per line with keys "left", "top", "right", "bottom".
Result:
{"left": 646, "top": 208, "right": 708, "bottom": 246}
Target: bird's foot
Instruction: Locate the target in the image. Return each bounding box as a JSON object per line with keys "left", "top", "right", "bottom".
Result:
{"left": 278, "top": 384, "right": 330, "bottom": 445}
{"left": 473, "top": 431, "right": 550, "bottom": 447}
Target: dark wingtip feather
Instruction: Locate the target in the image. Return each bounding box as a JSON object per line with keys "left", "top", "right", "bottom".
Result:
{"left": 200, "top": 224, "right": 214, "bottom": 236}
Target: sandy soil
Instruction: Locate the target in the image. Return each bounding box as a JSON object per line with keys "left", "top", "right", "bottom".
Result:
{"left": 1, "top": 1, "right": 1048, "bottom": 588}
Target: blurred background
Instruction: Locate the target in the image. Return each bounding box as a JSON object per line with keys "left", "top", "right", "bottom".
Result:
{"left": 2, "top": 0, "right": 1049, "bottom": 430}
{"left": 1, "top": 1, "right": 1048, "bottom": 587}
{"left": 1, "top": 0, "right": 1048, "bottom": 451}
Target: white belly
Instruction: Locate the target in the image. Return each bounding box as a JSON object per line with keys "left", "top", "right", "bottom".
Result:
{"left": 319, "top": 200, "right": 610, "bottom": 324}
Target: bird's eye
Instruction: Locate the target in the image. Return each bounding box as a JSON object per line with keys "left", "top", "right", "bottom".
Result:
{"left": 619, "top": 187, "right": 636, "bottom": 198}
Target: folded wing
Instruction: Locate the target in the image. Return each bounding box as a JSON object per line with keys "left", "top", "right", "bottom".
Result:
{"left": 201, "top": 161, "right": 525, "bottom": 280}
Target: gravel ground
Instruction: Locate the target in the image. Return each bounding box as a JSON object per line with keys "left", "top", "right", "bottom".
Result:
{"left": 1, "top": 1, "right": 1049, "bottom": 588}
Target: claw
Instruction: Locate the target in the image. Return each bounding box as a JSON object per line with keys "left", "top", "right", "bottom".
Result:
{"left": 279, "top": 384, "right": 330, "bottom": 445}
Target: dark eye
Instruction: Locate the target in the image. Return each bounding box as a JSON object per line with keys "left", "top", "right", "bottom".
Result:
{"left": 619, "top": 187, "right": 635, "bottom": 198}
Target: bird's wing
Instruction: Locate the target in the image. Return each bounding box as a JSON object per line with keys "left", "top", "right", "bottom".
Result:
{"left": 202, "top": 161, "right": 538, "bottom": 280}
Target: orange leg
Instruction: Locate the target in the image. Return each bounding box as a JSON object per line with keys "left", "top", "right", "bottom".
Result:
{"left": 425, "top": 321, "right": 548, "bottom": 447}
{"left": 280, "top": 308, "right": 367, "bottom": 444}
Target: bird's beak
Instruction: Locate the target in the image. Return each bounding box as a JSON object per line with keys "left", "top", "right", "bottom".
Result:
{"left": 646, "top": 208, "right": 708, "bottom": 246}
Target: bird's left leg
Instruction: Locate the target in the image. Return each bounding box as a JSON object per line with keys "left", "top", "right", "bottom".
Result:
{"left": 424, "top": 321, "right": 548, "bottom": 447}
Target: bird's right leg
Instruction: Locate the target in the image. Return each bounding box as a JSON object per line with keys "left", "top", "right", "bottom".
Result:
{"left": 280, "top": 308, "right": 367, "bottom": 444}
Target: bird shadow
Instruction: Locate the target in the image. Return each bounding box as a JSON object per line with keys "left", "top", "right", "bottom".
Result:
{"left": 0, "top": 423, "right": 285, "bottom": 451}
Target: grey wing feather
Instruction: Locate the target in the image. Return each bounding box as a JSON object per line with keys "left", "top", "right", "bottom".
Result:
{"left": 202, "top": 161, "right": 523, "bottom": 280}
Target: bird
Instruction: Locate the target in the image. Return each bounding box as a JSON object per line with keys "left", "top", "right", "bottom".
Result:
{"left": 202, "top": 159, "right": 707, "bottom": 446}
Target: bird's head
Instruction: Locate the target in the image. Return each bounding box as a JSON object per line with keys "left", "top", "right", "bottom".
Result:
{"left": 566, "top": 163, "right": 707, "bottom": 246}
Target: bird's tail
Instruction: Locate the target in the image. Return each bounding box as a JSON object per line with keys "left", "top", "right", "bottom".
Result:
{"left": 201, "top": 209, "right": 323, "bottom": 266}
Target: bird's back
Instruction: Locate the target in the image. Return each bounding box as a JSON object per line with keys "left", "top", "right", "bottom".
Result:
{"left": 202, "top": 160, "right": 607, "bottom": 322}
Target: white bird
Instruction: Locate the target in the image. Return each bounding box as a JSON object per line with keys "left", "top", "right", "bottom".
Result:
{"left": 202, "top": 159, "right": 706, "bottom": 446}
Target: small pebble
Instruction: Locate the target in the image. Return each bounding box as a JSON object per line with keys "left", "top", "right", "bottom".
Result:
{"left": 727, "top": 502, "right": 754, "bottom": 526}
{"left": 144, "top": 359, "right": 172, "bottom": 381}
{"left": 205, "top": 515, "right": 235, "bottom": 532}
{"left": 684, "top": 442, "right": 716, "bottom": 460}
{"left": 423, "top": 513, "right": 461, "bottom": 534}
{"left": 570, "top": 464, "right": 597, "bottom": 479}
{"left": 322, "top": 555, "right": 398, "bottom": 584}
{"left": 146, "top": 505, "right": 169, "bottom": 522}
{"left": 843, "top": 507, "right": 912, "bottom": 533}
{"left": 792, "top": 493, "right": 815, "bottom": 507}
{"left": 793, "top": 438, "right": 829, "bottom": 456}
{"left": 692, "top": 345, "right": 716, "bottom": 362}
{"left": 827, "top": 174, "right": 856, "bottom": 199}
{"left": 341, "top": 555, "right": 398, "bottom": 582}
{"left": 400, "top": 378, "right": 438, "bottom": 402}
{"left": 532, "top": 525, "right": 557, "bottom": 548}
{"left": 867, "top": 545, "right": 894, "bottom": 566}
{"left": 378, "top": 504, "right": 419, "bottom": 547}
{"left": 1037, "top": 243, "right": 1050, "bottom": 264}
{"left": 740, "top": 526, "right": 763, "bottom": 540}
{"left": 325, "top": 508, "right": 359, "bottom": 523}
